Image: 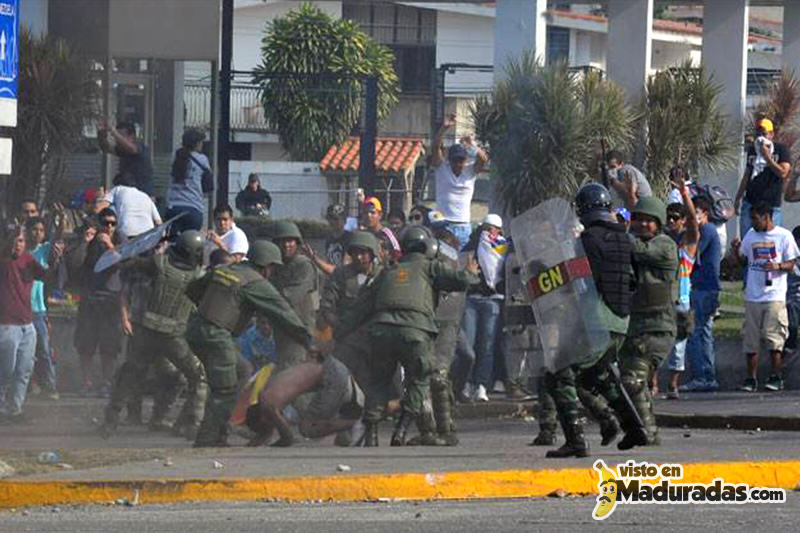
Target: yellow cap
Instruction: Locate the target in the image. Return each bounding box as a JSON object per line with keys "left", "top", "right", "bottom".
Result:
{"left": 364, "top": 196, "right": 383, "bottom": 213}
{"left": 756, "top": 118, "right": 774, "bottom": 133}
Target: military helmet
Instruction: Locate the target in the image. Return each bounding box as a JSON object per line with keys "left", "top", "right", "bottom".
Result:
{"left": 272, "top": 220, "right": 303, "bottom": 243}
{"left": 326, "top": 203, "right": 346, "bottom": 220}
{"left": 401, "top": 225, "right": 431, "bottom": 254}
{"left": 632, "top": 196, "right": 667, "bottom": 227}
{"left": 248, "top": 240, "right": 283, "bottom": 268}
{"left": 171, "top": 230, "right": 205, "bottom": 265}
{"left": 347, "top": 231, "right": 380, "bottom": 257}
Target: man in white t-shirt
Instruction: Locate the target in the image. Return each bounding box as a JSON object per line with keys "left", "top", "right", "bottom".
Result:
{"left": 430, "top": 115, "right": 488, "bottom": 249}
{"left": 733, "top": 201, "right": 800, "bottom": 392}
{"left": 207, "top": 204, "right": 249, "bottom": 262}
{"left": 95, "top": 174, "right": 161, "bottom": 238}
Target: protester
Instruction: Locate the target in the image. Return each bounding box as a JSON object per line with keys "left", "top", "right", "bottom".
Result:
{"left": 387, "top": 210, "right": 406, "bottom": 234}
{"left": 207, "top": 204, "right": 249, "bottom": 262}
{"left": 25, "top": 217, "right": 63, "bottom": 400}
{"left": 97, "top": 121, "right": 155, "bottom": 196}
{"left": 408, "top": 204, "right": 431, "bottom": 227}
{"left": 734, "top": 118, "right": 792, "bottom": 236}
{"left": 361, "top": 196, "right": 401, "bottom": 264}
{"left": 785, "top": 226, "right": 800, "bottom": 360}
{"left": 0, "top": 227, "right": 50, "bottom": 423}
{"left": 306, "top": 204, "right": 350, "bottom": 276}
{"left": 663, "top": 188, "right": 700, "bottom": 399}
{"left": 244, "top": 355, "right": 363, "bottom": 447}
{"left": 95, "top": 172, "right": 162, "bottom": 238}
{"left": 733, "top": 201, "right": 800, "bottom": 392}
{"left": 235, "top": 173, "right": 272, "bottom": 217}
{"left": 680, "top": 196, "right": 722, "bottom": 393}
{"left": 167, "top": 129, "right": 212, "bottom": 233}
{"left": 73, "top": 208, "right": 125, "bottom": 396}
{"left": 430, "top": 115, "right": 488, "bottom": 249}
{"left": 457, "top": 214, "right": 507, "bottom": 403}
{"left": 237, "top": 317, "right": 278, "bottom": 372}
{"left": 605, "top": 150, "right": 652, "bottom": 209}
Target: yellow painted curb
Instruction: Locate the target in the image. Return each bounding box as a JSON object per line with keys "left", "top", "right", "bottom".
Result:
{"left": 1, "top": 460, "right": 799, "bottom": 509}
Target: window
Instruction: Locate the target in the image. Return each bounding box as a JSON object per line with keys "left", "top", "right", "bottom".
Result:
{"left": 547, "top": 26, "right": 570, "bottom": 65}
{"left": 343, "top": 2, "right": 437, "bottom": 94}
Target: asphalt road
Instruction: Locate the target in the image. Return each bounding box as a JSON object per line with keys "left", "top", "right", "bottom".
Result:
{"left": 3, "top": 496, "right": 799, "bottom": 533}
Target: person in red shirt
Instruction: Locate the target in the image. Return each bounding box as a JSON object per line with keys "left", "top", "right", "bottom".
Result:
{"left": 0, "top": 227, "right": 49, "bottom": 423}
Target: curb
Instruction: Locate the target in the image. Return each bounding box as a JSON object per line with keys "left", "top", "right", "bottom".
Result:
{"left": 2, "top": 460, "right": 800, "bottom": 509}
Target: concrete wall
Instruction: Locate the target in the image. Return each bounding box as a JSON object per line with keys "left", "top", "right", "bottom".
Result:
{"left": 229, "top": 160, "right": 328, "bottom": 220}
{"left": 381, "top": 95, "right": 430, "bottom": 138}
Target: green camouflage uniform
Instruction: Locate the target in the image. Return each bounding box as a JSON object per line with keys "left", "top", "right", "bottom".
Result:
{"left": 186, "top": 262, "right": 312, "bottom": 447}
{"left": 104, "top": 253, "right": 207, "bottom": 434}
{"left": 319, "top": 262, "right": 381, "bottom": 389}
{"left": 341, "top": 252, "right": 474, "bottom": 441}
{"left": 431, "top": 271, "right": 466, "bottom": 439}
{"left": 618, "top": 233, "right": 678, "bottom": 443}
{"left": 272, "top": 253, "right": 318, "bottom": 371}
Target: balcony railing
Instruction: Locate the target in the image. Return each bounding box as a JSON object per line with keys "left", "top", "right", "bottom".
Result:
{"left": 184, "top": 82, "right": 274, "bottom": 133}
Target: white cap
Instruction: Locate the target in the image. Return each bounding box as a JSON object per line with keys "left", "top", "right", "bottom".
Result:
{"left": 483, "top": 213, "right": 503, "bottom": 229}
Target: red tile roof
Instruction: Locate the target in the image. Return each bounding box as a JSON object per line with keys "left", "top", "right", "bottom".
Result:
{"left": 319, "top": 137, "right": 425, "bottom": 174}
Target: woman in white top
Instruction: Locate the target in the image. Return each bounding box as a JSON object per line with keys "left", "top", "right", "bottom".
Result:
{"left": 167, "top": 129, "right": 213, "bottom": 234}
{"left": 95, "top": 173, "right": 161, "bottom": 238}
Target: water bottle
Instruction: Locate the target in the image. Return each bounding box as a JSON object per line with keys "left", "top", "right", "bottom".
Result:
{"left": 37, "top": 451, "right": 60, "bottom": 464}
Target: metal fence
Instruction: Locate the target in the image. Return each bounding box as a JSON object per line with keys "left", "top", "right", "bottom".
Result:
{"left": 185, "top": 81, "right": 272, "bottom": 133}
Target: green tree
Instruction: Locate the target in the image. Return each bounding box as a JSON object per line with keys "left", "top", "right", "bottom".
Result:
{"left": 472, "top": 55, "right": 635, "bottom": 216}
{"left": 640, "top": 61, "right": 737, "bottom": 197}
{"left": 253, "top": 3, "right": 399, "bottom": 161}
{"left": 9, "top": 28, "right": 99, "bottom": 213}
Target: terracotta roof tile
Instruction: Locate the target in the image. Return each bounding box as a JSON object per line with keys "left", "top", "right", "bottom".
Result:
{"left": 319, "top": 137, "right": 426, "bottom": 174}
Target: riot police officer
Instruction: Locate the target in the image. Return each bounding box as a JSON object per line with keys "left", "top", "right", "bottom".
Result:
{"left": 99, "top": 230, "right": 208, "bottom": 440}
{"left": 185, "top": 240, "right": 314, "bottom": 447}
{"left": 542, "top": 184, "right": 649, "bottom": 457}
{"left": 618, "top": 195, "right": 678, "bottom": 448}
{"left": 272, "top": 220, "right": 319, "bottom": 371}
{"left": 339, "top": 226, "right": 478, "bottom": 446}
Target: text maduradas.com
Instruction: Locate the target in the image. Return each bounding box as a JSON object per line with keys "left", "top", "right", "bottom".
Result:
{"left": 615, "top": 479, "right": 785, "bottom": 504}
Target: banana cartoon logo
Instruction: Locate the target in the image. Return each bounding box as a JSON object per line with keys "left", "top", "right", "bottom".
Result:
{"left": 593, "top": 459, "right": 619, "bottom": 520}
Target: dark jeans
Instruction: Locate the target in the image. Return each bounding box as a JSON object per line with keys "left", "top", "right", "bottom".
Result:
{"left": 787, "top": 298, "right": 800, "bottom": 352}
{"left": 460, "top": 296, "right": 502, "bottom": 388}
{"left": 166, "top": 206, "right": 204, "bottom": 235}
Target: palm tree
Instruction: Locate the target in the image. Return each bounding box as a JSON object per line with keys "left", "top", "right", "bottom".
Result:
{"left": 750, "top": 70, "right": 800, "bottom": 159}
{"left": 472, "top": 55, "right": 635, "bottom": 216}
{"left": 9, "top": 28, "right": 99, "bottom": 212}
{"left": 640, "top": 61, "right": 737, "bottom": 197}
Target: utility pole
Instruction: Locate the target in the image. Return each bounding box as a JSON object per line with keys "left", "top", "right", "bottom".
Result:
{"left": 358, "top": 76, "right": 378, "bottom": 193}
{"left": 217, "top": 0, "right": 233, "bottom": 207}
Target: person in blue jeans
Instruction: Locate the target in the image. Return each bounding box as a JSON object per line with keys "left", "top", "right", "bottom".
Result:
{"left": 166, "top": 129, "right": 212, "bottom": 234}
{"left": 26, "top": 218, "right": 62, "bottom": 399}
{"left": 457, "top": 215, "right": 507, "bottom": 402}
{"left": 680, "top": 197, "right": 722, "bottom": 392}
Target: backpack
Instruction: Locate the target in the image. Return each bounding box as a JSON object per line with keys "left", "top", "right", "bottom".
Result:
{"left": 688, "top": 183, "right": 735, "bottom": 223}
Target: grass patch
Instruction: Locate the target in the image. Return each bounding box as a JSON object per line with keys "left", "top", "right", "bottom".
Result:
{"left": 713, "top": 312, "right": 744, "bottom": 339}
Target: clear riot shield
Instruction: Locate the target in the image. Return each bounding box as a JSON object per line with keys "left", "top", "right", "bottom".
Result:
{"left": 503, "top": 249, "right": 540, "bottom": 380}
{"left": 509, "top": 198, "right": 610, "bottom": 373}
{"left": 93, "top": 213, "right": 186, "bottom": 273}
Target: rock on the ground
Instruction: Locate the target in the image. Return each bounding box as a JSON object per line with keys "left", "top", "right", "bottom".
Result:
{"left": 0, "top": 459, "right": 15, "bottom": 478}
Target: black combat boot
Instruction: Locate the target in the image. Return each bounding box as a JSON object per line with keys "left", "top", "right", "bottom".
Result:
{"left": 599, "top": 416, "right": 620, "bottom": 446}
{"left": 357, "top": 422, "right": 379, "bottom": 447}
{"left": 432, "top": 376, "right": 459, "bottom": 446}
{"left": 530, "top": 428, "right": 556, "bottom": 446}
{"left": 617, "top": 427, "right": 648, "bottom": 450}
{"left": 391, "top": 411, "right": 412, "bottom": 446}
{"left": 546, "top": 415, "right": 588, "bottom": 458}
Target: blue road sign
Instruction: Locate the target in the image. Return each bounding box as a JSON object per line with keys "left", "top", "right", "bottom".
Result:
{"left": 0, "top": 0, "right": 17, "bottom": 102}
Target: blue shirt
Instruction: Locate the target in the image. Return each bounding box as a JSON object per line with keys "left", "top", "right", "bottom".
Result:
{"left": 690, "top": 223, "right": 721, "bottom": 292}
{"left": 30, "top": 242, "right": 52, "bottom": 314}
{"left": 167, "top": 151, "right": 208, "bottom": 213}
{"left": 236, "top": 324, "right": 277, "bottom": 368}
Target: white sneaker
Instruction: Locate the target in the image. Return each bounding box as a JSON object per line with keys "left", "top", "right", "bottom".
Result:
{"left": 492, "top": 380, "right": 506, "bottom": 394}
{"left": 474, "top": 384, "right": 489, "bottom": 402}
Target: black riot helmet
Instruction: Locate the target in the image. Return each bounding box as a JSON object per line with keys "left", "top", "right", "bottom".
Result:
{"left": 574, "top": 183, "right": 614, "bottom": 224}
